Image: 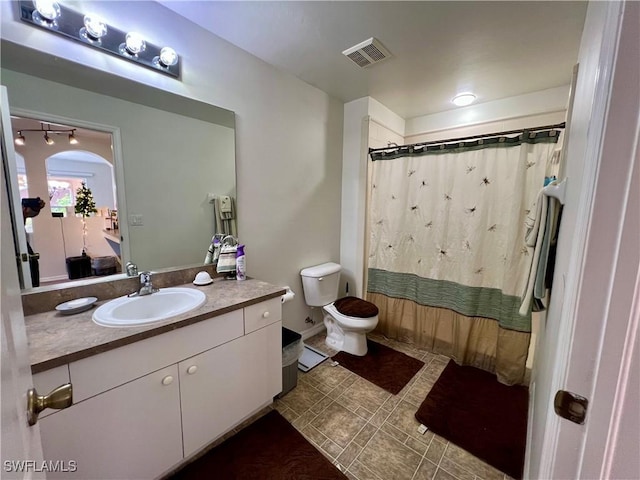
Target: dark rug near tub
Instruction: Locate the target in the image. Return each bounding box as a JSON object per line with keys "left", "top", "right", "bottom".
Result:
{"left": 169, "top": 410, "right": 346, "bottom": 480}
{"left": 415, "top": 360, "right": 529, "bottom": 479}
{"left": 332, "top": 340, "right": 424, "bottom": 394}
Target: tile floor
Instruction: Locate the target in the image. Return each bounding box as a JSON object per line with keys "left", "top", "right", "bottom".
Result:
{"left": 273, "top": 332, "right": 515, "bottom": 480}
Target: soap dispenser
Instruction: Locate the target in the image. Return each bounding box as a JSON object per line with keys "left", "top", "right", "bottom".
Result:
{"left": 236, "top": 245, "right": 246, "bottom": 281}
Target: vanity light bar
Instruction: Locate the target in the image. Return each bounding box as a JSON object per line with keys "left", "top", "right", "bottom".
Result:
{"left": 18, "top": 1, "right": 180, "bottom": 78}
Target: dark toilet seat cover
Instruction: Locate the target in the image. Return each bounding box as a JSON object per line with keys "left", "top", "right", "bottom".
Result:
{"left": 334, "top": 297, "right": 379, "bottom": 318}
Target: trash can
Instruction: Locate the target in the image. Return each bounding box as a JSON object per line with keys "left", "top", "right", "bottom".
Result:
{"left": 66, "top": 255, "right": 92, "bottom": 280}
{"left": 278, "top": 327, "right": 303, "bottom": 398}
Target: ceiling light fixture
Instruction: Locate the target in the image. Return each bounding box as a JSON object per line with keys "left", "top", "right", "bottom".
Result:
{"left": 44, "top": 132, "right": 54, "bottom": 145}
{"left": 68, "top": 131, "right": 79, "bottom": 145}
{"left": 15, "top": 132, "right": 26, "bottom": 146}
{"left": 452, "top": 93, "right": 477, "bottom": 107}
{"left": 18, "top": 1, "right": 180, "bottom": 78}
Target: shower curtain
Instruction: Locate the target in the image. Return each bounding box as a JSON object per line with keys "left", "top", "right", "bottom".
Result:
{"left": 366, "top": 130, "right": 561, "bottom": 385}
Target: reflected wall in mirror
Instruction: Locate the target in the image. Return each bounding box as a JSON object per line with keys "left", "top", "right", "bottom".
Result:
{"left": 1, "top": 42, "right": 237, "bottom": 291}
{"left": 12, "top": 116, "right": 119, "bottom": 286}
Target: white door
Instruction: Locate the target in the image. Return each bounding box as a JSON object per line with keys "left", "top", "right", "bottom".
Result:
{"left": 0, "top": 87, "right": 32, "bottom": 288}
{"left": 528, "top": 1, "right": 640, "bottom": 478}
{"left": 1, "top": 88, "right": 45, "bottom": 476}
{"left": 1, "top": 86, "right": 32, "bottom": 289}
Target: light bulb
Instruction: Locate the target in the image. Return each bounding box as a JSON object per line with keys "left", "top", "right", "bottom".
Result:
{"left": 452, "top": 93, "right": 477, "bottom": 107}
{"left": 15, "top": 133, "right": 25, "bottom": 146}
{"left": 81, "top": 14, "right": 108, "bottom": 41}
{"left": 44, "top": 133, "right": 54, "bottom": 145}
{"left": 159, "top": 47, "right": 178, "bottom": 67}
{"left": 33, "top": 0, "right": 60, "bottom": 20}
{"left": 69, "top": 132, "right": 78, "bottom": 145}
{"left": 124, "top": 32, "right": 146, "bottom": 55}
{"left": 32, "top": 0, "right": 60, "bottom": 26}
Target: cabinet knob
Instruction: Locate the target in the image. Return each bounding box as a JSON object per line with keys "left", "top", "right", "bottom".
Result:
{"left": 161, "top": 375, "right": 174, "bottom": 386}
{"left": 262, "top": 311, "right": 270, "bottom": 319}
{"left": 187, "top": 365, "right": 198, "bottom": 375}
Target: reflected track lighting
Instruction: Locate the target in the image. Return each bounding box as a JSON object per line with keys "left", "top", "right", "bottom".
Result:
{"left": 14, "top": 125, "right": 79, "bottom": 146}
{"left": 18, "top": 1, "right": 180, "bottom": 78}
{"left": 15, "top": 132, "right": 26, "bottom": 146}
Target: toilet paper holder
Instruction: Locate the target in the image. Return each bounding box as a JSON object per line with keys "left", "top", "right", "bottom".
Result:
{"left": 281, "top": 286, "right": 295, "bottom": 303}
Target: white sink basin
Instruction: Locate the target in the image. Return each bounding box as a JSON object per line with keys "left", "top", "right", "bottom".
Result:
{"left": 92, "top": 288, "right": 207, "bottom": 327}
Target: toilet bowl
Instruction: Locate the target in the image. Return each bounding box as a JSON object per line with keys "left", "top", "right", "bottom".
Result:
{"left": 300, "top": 262, "right": 379, "bottom": 356}
{"left": 323, "top": 300, "right": 378, "bottom": 356}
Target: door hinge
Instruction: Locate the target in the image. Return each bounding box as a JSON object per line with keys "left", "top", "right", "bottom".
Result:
{"left": 554, "top": 390, "right": 588, "bottom": 424}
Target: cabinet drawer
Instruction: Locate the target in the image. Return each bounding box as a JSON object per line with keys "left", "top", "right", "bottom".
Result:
{"left": 32, "top": 365, "right": 70, "bottom": 419}
{"left": 70, "top": 309, "right": 243, "bottom": 402}
{"left": 244, "top": 297, "right": 282, "bottom": 334}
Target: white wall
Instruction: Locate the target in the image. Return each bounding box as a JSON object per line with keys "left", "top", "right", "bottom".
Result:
{"left": 0, "top": 1, "right": 343, "bottom": 333}
{"left": 340, "top": 97, "right": 405, "bottom": 298}
{"left": 405, "top": 85, "right": 569, "bottom": 138}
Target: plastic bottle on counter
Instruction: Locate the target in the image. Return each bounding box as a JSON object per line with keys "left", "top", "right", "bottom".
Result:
{"left": 236, "top": 244, "right": 246, "bottom": 281}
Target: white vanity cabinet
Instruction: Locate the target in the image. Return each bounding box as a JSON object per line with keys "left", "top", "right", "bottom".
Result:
{"left": 180, "top": 320, "right": 282, "bottom": 456}
{"left": 35, "top": 297, "right": 283, "bottom": 479}
{"left": 39, "top": 365, "right": 183, "bottom": 480}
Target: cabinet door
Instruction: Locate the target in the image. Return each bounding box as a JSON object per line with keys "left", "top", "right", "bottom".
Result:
{"left": 39, "top": 365, "right": 182, "bottom": 480}
{"left": 180, "top": 321, "right": 282, "bottom": 457}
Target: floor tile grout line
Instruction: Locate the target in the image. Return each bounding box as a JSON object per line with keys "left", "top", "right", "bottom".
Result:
{"left": 301, "top": 333, "right": 478, "bottom": 480}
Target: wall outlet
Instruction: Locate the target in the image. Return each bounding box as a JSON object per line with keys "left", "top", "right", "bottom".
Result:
{"left": 129, "top": 214, "right": 144, "bottom": 226}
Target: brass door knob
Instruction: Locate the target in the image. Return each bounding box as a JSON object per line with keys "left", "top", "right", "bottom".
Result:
{"left": 27, "top": 383, "right": 73, "bottom": 426}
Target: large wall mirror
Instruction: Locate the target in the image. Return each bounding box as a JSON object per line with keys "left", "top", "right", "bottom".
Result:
{"left": 1, "top": 41, "right": 237, "bottom": 291}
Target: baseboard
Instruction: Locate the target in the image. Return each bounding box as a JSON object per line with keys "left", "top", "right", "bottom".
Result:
{"left": 40, "top": 274, "right": 68, "bottom": 283}
{"left": 300, "top": 322, "right": 326, "bottom": 341}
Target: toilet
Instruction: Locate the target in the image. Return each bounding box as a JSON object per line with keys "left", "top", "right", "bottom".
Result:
{"left": 300, "top": 262, "right": 379, "bottom": 356}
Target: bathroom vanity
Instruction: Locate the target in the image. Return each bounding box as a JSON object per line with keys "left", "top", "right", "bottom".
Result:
{"left": 25, "top": 276, "right": 284, "bottom": 479}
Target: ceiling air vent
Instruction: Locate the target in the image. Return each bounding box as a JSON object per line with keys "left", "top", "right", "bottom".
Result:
{"left": 342, "top": 37, "right": 391, "bottom": 68}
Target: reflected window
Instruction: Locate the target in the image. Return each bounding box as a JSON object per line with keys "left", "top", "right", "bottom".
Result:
{"left": 48, "top": 177, "right": 85, "bottom": 217}
{"left": 17, "top": 173, "right": 30, "bottom": 199}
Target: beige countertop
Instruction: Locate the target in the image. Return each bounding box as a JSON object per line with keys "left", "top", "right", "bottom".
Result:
{"left": 26, "top": 278, "right": 285, "bottom": 374}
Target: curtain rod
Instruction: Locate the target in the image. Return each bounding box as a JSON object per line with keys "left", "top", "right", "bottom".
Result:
{"left": 368, "top": 122, "right": 566, "bottom": 154}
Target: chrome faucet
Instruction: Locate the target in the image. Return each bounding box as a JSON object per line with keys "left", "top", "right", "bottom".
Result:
{"left": 128, "top": 271, "right": 159, "bottom": 297}
{"left": 125, "top": 261, "right": 138, "bottom": 277}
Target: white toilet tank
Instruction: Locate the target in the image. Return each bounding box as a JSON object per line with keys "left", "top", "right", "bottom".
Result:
{"left": 300, "top": 262, "right": 341, "bottom": 307}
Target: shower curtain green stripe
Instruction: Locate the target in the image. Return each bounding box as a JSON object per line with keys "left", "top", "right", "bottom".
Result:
{"left": 367, "top": 268, "right": 531, "bottom": 332}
